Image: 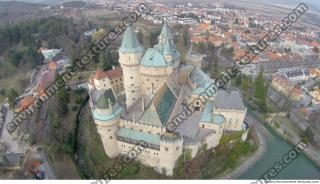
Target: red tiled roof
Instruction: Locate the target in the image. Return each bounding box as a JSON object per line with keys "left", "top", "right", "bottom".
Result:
{"left": 93, "top": 67, "right": 123, "bottom": 80}
{"left": 37, "top": 69, "right": 56, "bottom": 94}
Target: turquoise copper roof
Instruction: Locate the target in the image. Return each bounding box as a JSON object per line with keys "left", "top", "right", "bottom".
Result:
{"left": 154, "top": 84, "right": 177, "bottom": 125}
{"left": 95, "top": 89, "right": 116, "bottom": 109}
{"left": 119, "top": 26, "right": 144, "bottom": 53}
{"left": 200, "top": 100, "right": 214, "bottom": 123}
{"left": 160, "top": 23, "right": 173, "bottom": 40}
{"left": 140, "top": 48, "right": 170, "bottom": 67}
{"left": 212, "top": 115, "right": 225, "bottom": 125}
{"left": 93, "top": 105, "right": 124, "bottom": 121}
{"left": 139, "top": 103, "right": 162, "bottom": 126}
{"left": 163, "top": 40, "right": 174, "bottom": 55}
{"left": 200, "top": 101, "right": 225, "bottom": 125}
{"left": 116, "top": 128, "right": 161, "bottom": 145}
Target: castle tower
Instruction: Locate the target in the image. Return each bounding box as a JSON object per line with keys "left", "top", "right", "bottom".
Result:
{"left": 163, "top": 40, "right": 173, "bottom": 63}
{"left": 159, "top": 23, "right": 173, "bottom": 45}
{"left": 119, "top": 26, "right": 144, "bottom": 108}
{"left": 92, "top": 89, "right": 123, "bottom": 157}
{"left": 158, "top": 132, "right": 183, "bottom": 176}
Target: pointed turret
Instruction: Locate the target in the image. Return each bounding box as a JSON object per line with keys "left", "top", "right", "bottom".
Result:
{"left": 119, "top": 26, "right": 144, "bottom": 53}
{"left": 163, "top": 40, "right": 173, "bottom": 62}
{"left": 118, "top": 26, "right": 144, "bottom": 108}
{"left": 159, "top": 23, "right": 173, "bottom": 45}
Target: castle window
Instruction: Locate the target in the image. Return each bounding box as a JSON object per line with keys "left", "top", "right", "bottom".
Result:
{"left": 133, "top": 98, "right": 135, "bottom": 101}
{"left": 147, "top": 79, "right": 149, "bottom": 81}
{"left": 108, "top": 129, "right": 111, "bottom": 131}
{"left": 109, "top": 136, "right": 113, "bottom": 139}
{"left": 156, "top": 79, "right": 159, "bottom": 82}
{"left": 139, "top": 129, "right": 143, "bottom": 132}
{"left": 202, "top": 124, "right": 205, "bottom": 128}
{"left": 132, "top": 90, "right": 135, "bottom": 93}
{"left": 131, "top": 84, "right": 134, "bottom": 86}
{"left": 176, "top": 146, "right": 179, "bottom": 150}
{"left": 165, "top": 147, "right": 168, "bottom": 152}
{"left": 130, "top": 76, "right": 133, "bottom": 79}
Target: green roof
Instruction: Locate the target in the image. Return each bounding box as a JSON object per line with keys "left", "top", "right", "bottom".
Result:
{"left": 140, "top": 48, "right": 169, "bottom": 67}
{"left": 212, "top": 115, "right": 225, "bottom": 125}
{"left": 154, "top": 84, "right": 176, "bottom": 125}
{"left": 163, "top": 40, "right": 174, "bottom": 55}
{"left": 200, "top": 100, "right": 214, "bottom": 123}
{"left": 139, "top": 103, "right": 162, "bottom": 126}
{"left": 96, "top": 89, "right": 116, "bottom": 109}
{"left": 93, "top": 105, "right": 124, "bottom": 121}
{"left": 160, "top": 23, "right": 173, "bottom": 40}
{"left": 119, "top": 26, "right": 144, "bottom": 53}
{"left": 116, "top": 128, "right": 161, "bottom": 145}
{"left": 200, "top": 101, "right": 225, "bottom": 125}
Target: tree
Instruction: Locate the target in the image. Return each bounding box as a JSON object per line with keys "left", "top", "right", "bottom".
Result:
{"left": 235, "top": 74, "right": 242, "bottom": 86}
{"left": 56, "top": 88, "right": 69, "bottom": 116}
{"left": 254, "top": 68, "right": 267, "bottom": 112}
{"left": 183, "top": 28, "right": 189, "bottom": 47}
{"left": 100, "top": 49, "right": 113, "bottom": 71}
{"left": 7, "top": 88, "right": 18, "bottom": 109}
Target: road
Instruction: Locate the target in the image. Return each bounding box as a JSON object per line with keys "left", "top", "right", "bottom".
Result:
{"left": 221, "top": 114, "right": 268, "bottom": 179}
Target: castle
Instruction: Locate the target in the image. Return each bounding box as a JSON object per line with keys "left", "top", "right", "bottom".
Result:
{"left": 88, "top": 24, "right": 248, "bottom": 176}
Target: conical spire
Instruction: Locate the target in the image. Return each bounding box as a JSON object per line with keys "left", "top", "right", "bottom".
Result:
{"left": 163, "top": 39, "right": 174, "bottom": 56}
{"left": 119, "top": 26, "right": 144, "bottom": 53}
{"left": 160, "top": 23, "right": 173, "bottom": 41}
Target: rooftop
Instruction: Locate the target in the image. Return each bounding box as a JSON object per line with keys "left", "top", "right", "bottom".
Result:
{"left": 119, "top": 26, "right": 144, "bottom": 53}
{"left": 214, "top": 90, "right": 246, "bottom": 110}
{"left": 95, "top": 89, "right": 116, "bottom": 109}
{"left": 116, "top": 128, "right": 160, "bottom": 146}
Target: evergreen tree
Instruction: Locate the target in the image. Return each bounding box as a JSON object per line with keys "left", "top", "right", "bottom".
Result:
{"left": 241, "top": 76, "right": 251, "bottom": 91}
{"left": 235, "top": 74, "right": 242, "bottom": 86}
{"left": 254, "top": 68, "right": 266, "bottom": 104}
{"left": 100, "top": 49, "right": 113, "bottom": 71}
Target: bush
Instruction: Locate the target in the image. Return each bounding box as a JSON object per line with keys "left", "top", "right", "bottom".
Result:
{"left": 274, "top": 122, "right": 280, "bottom": 129}
{"left": 71, "top": 105, "right": 78, "bottom": 111}
{"left": 75, "top": 96, "right": 83, "bottom": 104}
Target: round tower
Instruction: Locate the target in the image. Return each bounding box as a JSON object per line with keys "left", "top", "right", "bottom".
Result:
{"left": 92, "top": 89, "right": 124, "bottom": 157}
{"left": 158, "top": 132, "right": 183, "bottom": 176}
{"left": 118, "top": 26, "right": 144, "bottom": 108}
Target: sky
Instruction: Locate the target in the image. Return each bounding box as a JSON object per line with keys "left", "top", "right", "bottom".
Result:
{"left": 0, "top": 0, "right": 320, "bottom": 9}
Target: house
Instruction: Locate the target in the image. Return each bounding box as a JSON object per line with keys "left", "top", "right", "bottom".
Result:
{"left": 15, "top": 95, "right": 35, "bottom": 113}
{"left": 88, "top": 67, "right": 124, "bottom": 96}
